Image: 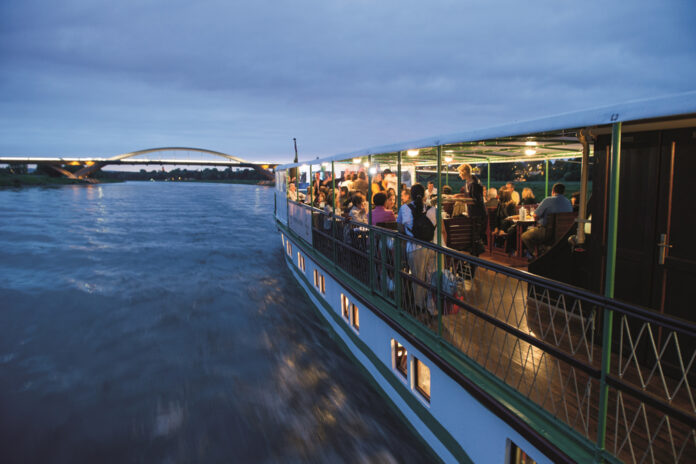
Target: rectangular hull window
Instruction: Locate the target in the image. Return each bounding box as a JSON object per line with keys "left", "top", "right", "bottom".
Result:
{"left": 297, "top": 252, "right": 305, "bottom": 271}
{"left": 413, "top": 358, "right": 431, "bottom": 402}
{"left": 314, "top": 271, "right": 326, "bottom": 294}
{"left": 286, "top": 241, "right": 292, "bottom": 257}
{"left": 351, "top": 304, "right": 359, "bottom": 331}
{"left": 341, "top": 294, "right": 350, "bottom": 321}
{"left": 392, "top": 340, "right": 408, "bottom": 379}
{"left": 508, "top": 441, "right": 537, "bottom": 464}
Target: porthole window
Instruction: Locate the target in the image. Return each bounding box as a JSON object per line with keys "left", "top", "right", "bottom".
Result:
{"left": 413, "top": 357, "right": 431, "bottom": 402}
{"left": 392, "top": 340, "right": 408, "bottom": 379}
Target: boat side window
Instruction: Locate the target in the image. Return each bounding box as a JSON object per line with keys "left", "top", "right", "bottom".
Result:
{"left": 413, "top": 357, "right": 431, "bottom": 402}
{"left": 351, "top": 303, "right": 359, "bottom": 331}
{"left": 341, "top": 294, "right": 350, "bottom": 322}
{"left": 313, "top": 270, "right": 326, "bottom": 294}
{"left": 297, "top": 252, "right": 305, "bottom": 272}
{"left": 392, "top": 340, "right": 408, "bottom": 379}
{"left": 281, "top": 233, "right": 284, "bottom": 247}
{"left": 286, "top": 240, "right": 292, "bottom": 257}
{"left": 507, "top": 440, "right": 537, "bottom": 464}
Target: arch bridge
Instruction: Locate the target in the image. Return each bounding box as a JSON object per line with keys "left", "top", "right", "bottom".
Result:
{"left": 0, "top": 147, "right": 277, "bottom": 182}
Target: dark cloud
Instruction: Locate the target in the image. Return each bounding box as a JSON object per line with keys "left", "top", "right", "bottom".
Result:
{"left": 1, "top": 0, "right": 695, "bottom": 162}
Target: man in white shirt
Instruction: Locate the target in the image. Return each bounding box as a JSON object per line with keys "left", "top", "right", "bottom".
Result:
{"left": 424, "top": 181, "right": 438, "bottom": 203}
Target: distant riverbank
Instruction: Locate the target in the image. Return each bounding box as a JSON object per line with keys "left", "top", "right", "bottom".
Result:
{"left": 0, "top": 174, "right": 123, "bottom": 187}
{"left": 0, "top": 175, "right": 273, "bottom": 188}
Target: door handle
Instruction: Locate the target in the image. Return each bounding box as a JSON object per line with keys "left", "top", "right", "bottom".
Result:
{"left": 657, "top": 233, "right": 672, "bottom": 265}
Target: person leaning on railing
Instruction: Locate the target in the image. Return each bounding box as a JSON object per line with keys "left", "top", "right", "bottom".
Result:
{"left": 397, "top": 183, "right": 438, "bottom": 316}
{"left": 521, "top": 183, "right": 572, "bottom": 257}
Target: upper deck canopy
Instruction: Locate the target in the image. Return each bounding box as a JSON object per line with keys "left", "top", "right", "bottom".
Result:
{"left": 278, "top": 91, "right": 696, "bottom": 170}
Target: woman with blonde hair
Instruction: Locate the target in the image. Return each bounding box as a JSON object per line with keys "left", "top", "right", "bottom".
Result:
{"left": 521, "top": 187, "right": 536, "bottom": 205}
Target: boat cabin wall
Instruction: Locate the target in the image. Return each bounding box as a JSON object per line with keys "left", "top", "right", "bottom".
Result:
{"left": 591, "top": 125, "right": 696, "bottom": 322}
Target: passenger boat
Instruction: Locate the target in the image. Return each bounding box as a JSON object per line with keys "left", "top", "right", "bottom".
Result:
{"left": 273, "top": 92, "right": 696, "bottom": 463}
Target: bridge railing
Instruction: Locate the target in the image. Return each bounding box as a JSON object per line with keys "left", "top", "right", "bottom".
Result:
{"left": 287, "top": 200, "right": 696, "bottom": 463}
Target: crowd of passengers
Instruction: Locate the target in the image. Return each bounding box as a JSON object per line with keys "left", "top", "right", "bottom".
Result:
{"left": 287, "top": 164, "right": 574, "bottom": 260}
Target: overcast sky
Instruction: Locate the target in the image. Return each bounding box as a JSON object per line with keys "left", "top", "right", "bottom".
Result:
{"left": 1, "top": 0, "right": 695, "bottom": 163}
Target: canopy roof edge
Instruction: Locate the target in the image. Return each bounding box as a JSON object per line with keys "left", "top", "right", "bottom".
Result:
{"left": 277, "top": 91, "right": 696, "bottom": 170}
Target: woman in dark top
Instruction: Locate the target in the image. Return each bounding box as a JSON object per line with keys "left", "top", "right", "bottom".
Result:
{"left": 492, "top": 190, "right": 518, "bottom": 252}
{"left": 520, "top": 187, "right": 536, "bottom": 205}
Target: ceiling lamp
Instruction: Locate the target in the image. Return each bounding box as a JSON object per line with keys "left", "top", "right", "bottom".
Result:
{"left": 368, "top": 166, "right": 377, "bottom": 175}
{"left": 352, "top": 158, "right": 362, "bottom": 164}
{"left": 524, "top": 149, "right": 537, "bottom": 156}
{"left": 525, "top": 141, "right": 537, "bottom": 146}
{"left": 406, "top": 149, "right": 419, "bottom": 157}
{"left": 363, "top": 161, "right": 370, "bottom": 168}
{"left": 444, "top": 156, "right": 453, "bottom": 163}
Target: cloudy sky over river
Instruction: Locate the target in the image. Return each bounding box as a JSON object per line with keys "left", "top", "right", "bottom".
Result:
{"left": 1, "top": 1, "right": 695, "bottom": 161}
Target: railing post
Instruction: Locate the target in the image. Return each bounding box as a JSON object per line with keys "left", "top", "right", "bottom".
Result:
{"left": 395, "top": 151, "right": 403, "bottom": 313}
{"left": 332, "top": 161, "right": 337, "bottom": 265}
{"left": 368, "top": 155, "right": 375, "bottom": 292}
{"left": 436, "top": 146, "right": 443, "bottom": 337}
{"left": 487, "top": 159, "right": 491, "bottom": 190}
{"left": 545, "top": 159, "right": 549, "bottom": 198}
{"left": 597, "top": 121, "right": 621, "bottom": 454}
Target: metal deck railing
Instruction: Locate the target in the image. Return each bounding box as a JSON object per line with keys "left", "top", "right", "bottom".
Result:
{"left": 288, "top": 202, "right": 696, "bottom": 463}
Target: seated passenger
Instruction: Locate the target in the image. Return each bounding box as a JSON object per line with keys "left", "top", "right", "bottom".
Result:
{"left": 371, "top": 172, "right": 386, "bottom": 199}
{"left": 401, "top": 187, "right": 411, "bottom": 207}
{"left": 339, "top": 186, "right": 352, "bottom": 213}
{"left": 521, "top": 183, "right": 573, "bottom": 255}
{"left": 288, "top": 182, "right": 304, "bottom": 202}
{"left": 521, "top": 187, "right": 536, "bottom": 205}
{"left": 485, "top": 187, "right": 499, "bottom": 208}
{"left": 349, "top": 193, "right": 368, "bottom": 223}
{"left": 371, "top": 192, "right": 396, "bottom": 224}
{"left": 353, "top": 172, "right": 369, "bottom": 196}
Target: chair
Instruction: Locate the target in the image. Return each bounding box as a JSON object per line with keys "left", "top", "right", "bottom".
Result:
{"left": 444, "top": 216, "right": 474, "bottom": 252}
{"left": 544, "top": 212, "right": 577, "bottom": 244}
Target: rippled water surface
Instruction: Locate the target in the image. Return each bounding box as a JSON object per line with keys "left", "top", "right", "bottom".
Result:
{"left": 0, "top": 182, "right": 435, "bottom": 463}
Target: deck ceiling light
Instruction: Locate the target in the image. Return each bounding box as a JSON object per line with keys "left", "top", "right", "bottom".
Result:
{"left": 407, "top": 149, "right": 419, "bottom": 157}
{"left": 525, "top": 141, "right": 538, "bottom": 146}
{"left": 444, "top": 155, "right": 453, "bottom": 163}
{"left": 363, "top": 161, "right": 370, "bottom": 168}
{"left": 368, "top": 166, "right": 377, "bottom": 175}
{"left": 352, "top": 158, "right": 362, "bottom": 164}
{"left": 525, "top": 149, "right": 537, "bottom": 156}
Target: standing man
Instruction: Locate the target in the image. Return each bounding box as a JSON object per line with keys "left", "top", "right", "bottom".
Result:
{"left": 521, "top": 183, "right": 572, "bottom": 255}
{"left": 424, "top": 181, "right": 437, "bottom": 203}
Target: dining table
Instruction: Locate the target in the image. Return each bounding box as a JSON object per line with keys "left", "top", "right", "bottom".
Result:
{"left": 507, "top": 214, "right": 536, "bottom": 258}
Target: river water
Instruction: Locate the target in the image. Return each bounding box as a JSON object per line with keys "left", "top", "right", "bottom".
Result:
{"left": 0, "top": 182, "right": 436, "bottom": 463}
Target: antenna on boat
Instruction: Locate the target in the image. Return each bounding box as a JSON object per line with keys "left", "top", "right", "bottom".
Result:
{"left": 293, "top": 138, "right": 298, "bottom": 164}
